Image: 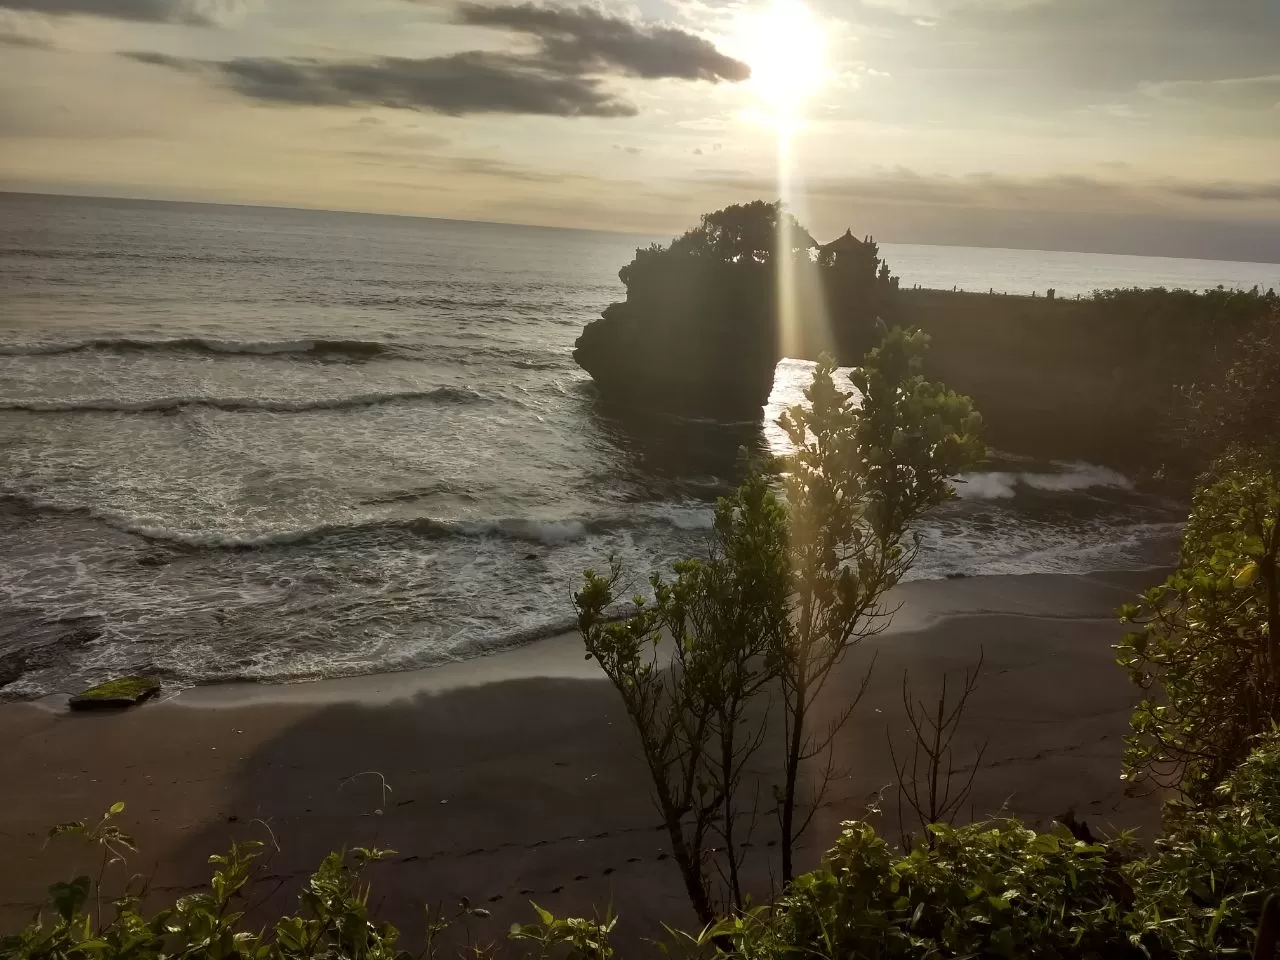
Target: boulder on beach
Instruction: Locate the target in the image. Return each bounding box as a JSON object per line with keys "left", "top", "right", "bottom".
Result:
{"left": 69, "top": 676, "right": 161, "bottom": 711}
{"left": 573, "top": 201, "right": 898, "bottom": 418}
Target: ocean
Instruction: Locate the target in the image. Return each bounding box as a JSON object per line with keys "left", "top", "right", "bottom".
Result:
{"left": 4, "top": 191, "right": 1270, "bottom": 699}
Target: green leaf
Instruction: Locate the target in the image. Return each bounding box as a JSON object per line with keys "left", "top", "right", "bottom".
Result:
{"left": 1233, "top": 561, "right": 1259, "bottom": 589}
{"left": 49, "top": 876, "right": 91, "bottom": 922}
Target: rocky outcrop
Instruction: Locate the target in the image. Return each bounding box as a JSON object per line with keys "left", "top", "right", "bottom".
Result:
{"left": 575, "top": 265, "right": 779, "bottom": 417}
{"left": 573, "top": 203, "right": 897, "bottom": 419}
{"left": 69, "top": 676, "right": 161, "bottom": 710}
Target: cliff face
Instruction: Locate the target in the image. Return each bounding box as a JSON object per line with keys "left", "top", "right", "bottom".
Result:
{"left": 577, "top": 206, "right": 1280, "bottom": 476}
{"left": 573, "top": 204, "right": 897, "bottom": 418}
{"left": 896, "top": 286, "right": 1280, "bottom": 476}
{"left": 574, "top": 263, "right": 780, "bottom": 417}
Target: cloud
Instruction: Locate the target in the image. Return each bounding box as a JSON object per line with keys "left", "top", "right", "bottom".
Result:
{"left": 697, "top": 169, "right": 1280, "bottom": 217}
{"left": 863, "top": 0, "right": 1046, "bottom": 14}
{"left": 1141, "top": 75, "right": 1280, "bottom": 110}
{"left": 122, "top": 3, "right": 747, "bottom": 118}
{"left": 1167, "top": 181, "right": 1280, "bottom": 203}
{"left": 812, "top": 0, "right": 1280, "bottom": 131}
{"left": 443, "top": 155, "right": 596, "bottom": 181}
{"left": 0, "top": 0, "right": 209, "bottom": 24}
{"left": 0, "top": 28, "right": 52, "bottom": 45}
{"left": 124, "top": 50, "right": 639, "bottom": 116}
{"left": 454, "top": 2, "right": 749, "bottom": 82}
{"left": 689, "top": 169, "right": 1280, "bottom": 261}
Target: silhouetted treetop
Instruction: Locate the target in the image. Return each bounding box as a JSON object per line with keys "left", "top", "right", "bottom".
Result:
{"left": 619, "top": 200, "right": 819, "bottom": 286}
{"left": 577, "top": 200, "right": 899, "bottom": 418}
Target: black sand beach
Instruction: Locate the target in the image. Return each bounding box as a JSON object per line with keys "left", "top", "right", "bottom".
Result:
{"left": 0, "top": 569, "right": 1166, "bottom": 950}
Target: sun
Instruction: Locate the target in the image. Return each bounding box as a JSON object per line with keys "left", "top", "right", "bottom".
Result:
{"left": 732, "top": 0, "right": 826, "bottom": 124}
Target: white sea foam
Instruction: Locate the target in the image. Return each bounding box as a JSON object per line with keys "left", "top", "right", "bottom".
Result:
{"left": 955, "top": 462, "right": 1134, "bottom": 500}
{"left": 1, "top": 493, "right": 719, "bottom": 550}
{"left": 648, "top": 504, "right": 716, "bottom": 531}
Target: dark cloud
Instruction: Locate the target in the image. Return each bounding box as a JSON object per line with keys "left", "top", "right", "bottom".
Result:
{"left": 439, "top": 155, "right": 575, "bottom": 181}
{"left": 1167, "top": 181, "right": 1280, "bottom": 203}
{"left": 692, "top": 169, "right": 1280, "bottom": 261}
{"left": 701, "top": 169, "right": 1280, "bottom": 212}
{"left": 0, "top": 29, "right": 53, "bottom": 46}
{"left": 0, "top": 0, "right": 209, "bottom": 24}
{"left": 123, "top": 51, "right": 202, "bottom": 70}
{"left": 124, "top": 50, "right": 638, "bottom": 116}
{"left": 121, "top": 3, "right": 746, "bottom": 118}
{"left": 1142, "top": 75, "right": 1280, "bottom": 109}
{"left": 455, "top": 2, "right": 749, "bottom": 82}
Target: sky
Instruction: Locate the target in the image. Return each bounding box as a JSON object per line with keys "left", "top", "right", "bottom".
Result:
{"left": 1, "top": 0, "right": 1278, "bottom": 260}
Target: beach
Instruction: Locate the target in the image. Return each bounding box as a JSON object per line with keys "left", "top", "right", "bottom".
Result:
{"left": 0, "top": 568, "right": 1167, "bottom": 949}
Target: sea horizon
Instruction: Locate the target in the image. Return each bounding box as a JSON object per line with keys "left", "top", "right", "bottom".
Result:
{"left": 4, "top": 188, "right": 1279, "bottom": 270}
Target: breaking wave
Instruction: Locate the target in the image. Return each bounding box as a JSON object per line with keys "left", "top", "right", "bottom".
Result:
{"left": 0, "top": 386, "right": 488, "bottom": 414}
{"left": 2, "top": 494, "right": 712, "bottom": 550}
{"left": 955, "top": 462, "right": 1134, "bottom": 501}
{"left": 0, "top": 336, "right": 394, "bottom": 361}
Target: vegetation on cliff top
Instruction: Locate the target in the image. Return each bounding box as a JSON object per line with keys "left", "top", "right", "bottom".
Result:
{"left": 574, "top": 200, "right": 1279, "bottom": 475}
{"left": 573, "top": 201, "right": 898, "bottom": 416}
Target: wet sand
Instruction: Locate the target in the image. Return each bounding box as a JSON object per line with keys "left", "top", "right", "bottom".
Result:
{"left": 0, "top": 569, "right": 1166, "bottom": 950}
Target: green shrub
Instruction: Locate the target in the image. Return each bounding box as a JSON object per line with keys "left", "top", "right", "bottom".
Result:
{"left": 690, "top": 729, "right": 1280, "bottom": 960}
{"left": 1, "top": 812, "right": 613, "bottom": 960}
{"left": 740, "top": 821, "right": 1135, "bottom": 959}
{"left": 1128, "top": 729, "right": 1280, "bottom": 957}
{"left": 703, "top": 820, "right": 1141, "bottom": 959}
{"left": 12, "top": 732, "right": 1280, "bottom": 959}
{"left": 1118, "top": 451, "right": 1280, "bottom": 798}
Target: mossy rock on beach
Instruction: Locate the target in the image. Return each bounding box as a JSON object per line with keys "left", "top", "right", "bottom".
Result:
{"left": 69, "top": 677, "right": 161, "bottom": 711}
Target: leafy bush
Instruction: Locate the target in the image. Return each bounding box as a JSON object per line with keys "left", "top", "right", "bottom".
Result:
{"left": 1184, "top": 303, "right": 1280, "bottom": 462}
{"left": 1118, "top": 449, "right": 1280, "bottom": 798}
{"left": 712, "top": 820, "right": 1137, "bottom": 960}
{"left": 2, "top": 810, "right": 614, "bottom": 960}
{"left": 1128, "top": 729, "right": 1280, "bottom": 957}
{"left": 697, "top": 729, "right": 1280, "bottom": 959}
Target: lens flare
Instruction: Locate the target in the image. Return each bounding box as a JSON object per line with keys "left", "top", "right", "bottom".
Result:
{"left": 735, "top": 0, "right": 826, "bottom": 128}
{"left": 730, "top": 1, "right": 830, "bottom": 364}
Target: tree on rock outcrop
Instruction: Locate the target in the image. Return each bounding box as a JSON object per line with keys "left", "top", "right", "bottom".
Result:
{"left": 573, "top": 201, "right": 898, "bottom": 419}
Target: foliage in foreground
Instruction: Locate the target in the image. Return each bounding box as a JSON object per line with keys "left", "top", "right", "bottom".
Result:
{"left": 3, "top": 806, "right": 615, "bottom": 960}
{"left": 707, "top": 728, "right": 1280, "bottom": 959}
{"left": 1118, "top": 448, "right": 1280, "bottom": 798}
{"left": 12, "top": 729, "right": 1280, "bottom": 959}
{"left": 575, "top": 326, "right": 983, "bottom": 922}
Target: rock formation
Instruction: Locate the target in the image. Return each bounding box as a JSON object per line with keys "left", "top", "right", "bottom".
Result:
{"left": 573, "top": 202, "right": 898, "bottom": 418}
